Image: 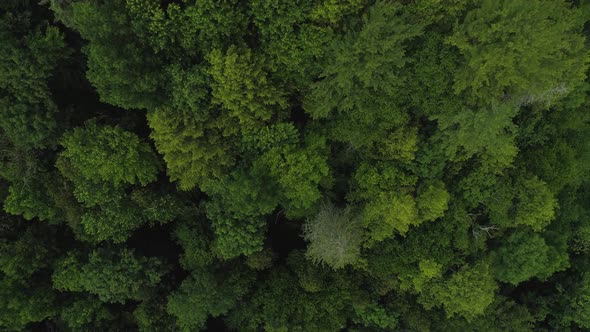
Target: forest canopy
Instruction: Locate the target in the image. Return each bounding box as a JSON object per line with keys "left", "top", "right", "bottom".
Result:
{"left": 1, "top": 0, "right": 590, "bottom": 330}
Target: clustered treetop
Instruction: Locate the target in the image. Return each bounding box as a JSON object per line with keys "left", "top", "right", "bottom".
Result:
{"left": 0, "top": 0, "right": 589, "bottom": 330}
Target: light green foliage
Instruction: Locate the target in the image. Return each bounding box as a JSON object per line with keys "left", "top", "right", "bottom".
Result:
{"left": 421, "top": 262, "right": 497, "bottom": 321}
{"left": 374, "top": 127, "right": 419, "bottom": 162}
{"left": 303, "top": 204, "right": 363, "bottom": 269}
{"left": 487, "top": 174, "right": 557, "bottom": 232}
{"left": 52, "top": 248, "right": 166, "bottom": 303}
{"left": 311, "top": 0, "right": 367, "bottom": 24}
{"left": 273, "top": 138, "right": 330, "bottom": 213}
{"left": 167, "top": 265, "right": 255, "bottom": 331}
{"left": 491, "top": 231, "right": 550, "bottom": 285}
{"left": 147, "top": 64, "right": 238, "bottom": 190}
{"left": 350, "top": 161, "right": 419, "bottom": 242}
{"left": 207, "top": 46, "right": 288, "bottom": 127}
{"left": 411, "top": 259, "right": 444, "bottom": 292}
{"left": 363, "top": 192, "right": 419, "bottom": 242}
{"left": 449, "top": 0, "right": 588, "bottom": 104}
{"left": 124, "top": 0, "right": 170, "bottom": 53}
{"left": 59, "top": 122, "right": 159, "bottom": 187}
{"left": 417, "top": 180, "right": 450, "bottom": 222}
{"left": 148, "top": 105, "right": 237, "bottom": 191}
{"left": 513, "top": 176, "right": 557, "bottom": 231}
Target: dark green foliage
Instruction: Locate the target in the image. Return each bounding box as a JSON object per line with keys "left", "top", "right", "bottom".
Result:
{"left": 0, "top": 277, "right": 57, "bottom": 330}
{"left": 226, "top": 266, "right": 355, "bottom": 331}
{"left": 52, "top": 248, "right": 166, "bottom": 303}
{"left": 167, "top": 265, "right": 255, "bottom": 331}
{"left": 59, "top": 296, "right": 114, "bottom": 330}
{"left": 0, "top": 11, "right": 67, "bottom": 149}
{"left": 305, "top": 1, "right": 423, "bottom": 148}
{"left": 0, "top": 0, "right": 588, "bottom": 330}
{"left": 491, "top": 231, "right": 551, "bottom": 285}
{"left": 55, "top": 0, "right": 165, "bottom": 109}
{"left": 449, "top": 0, "right": 588, "bottom": 105}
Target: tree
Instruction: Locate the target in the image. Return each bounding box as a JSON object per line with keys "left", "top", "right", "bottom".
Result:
{"left": 203, "top": 170, "right": 278, "bottom": 259}
{"left": 167, "top": 265, "right": 255, "bottom": 331}
{"left": 0, "top": 224, "right": 56, "bottom": 280}
{"left": 513, "top": 176, "right": 557, "bottom": 231}
{"left": 249, "top": 125, "right": 332, "bottom": 218}
{"left": 0, "top": 10, "right": 67, "bottom": 149}
{"left": 304, "top": 1, "right": 423, "bottom": 148}
{"left": 433, "top": 102, "right": 519, "bottom": 170}
{"left": 0, "top": 220, "right": 59, "bottom": 330}
{"left": 0, "top": 277, "right": 57, "bottom": 330}
{"left": 173, "top": 221, "right": 214, "bottom": 271}
{"left": 249, "top": 0, "right": 335, "bottom": 90}
{"left": 486, "top": 174, "right": 557, "bottom": 232}
{"left": 448, "top": 0, "right": 588, "bottom": 105}
{"left": 55, "top": 121, "right": 163, "bottom": 242}
{"left": 125, "top": 0, "right": 249, "bottom": 55}
{"left": 417, "top": 180, "right": 450, "bottom": 222}
{"left": 59, "top": 296, "right": 114, "bottom": 330}
{"left": 226, "top": 268, "right": 355, "bottom": 332}
{"left": 562, "top": 273, "right": 590, "bottom": 329}
{"left": 148, "top": 104, "right": 237, "bottom": 191}
{"left": 52, "top": 248, "right": 166, "bottom": 303}
{"left": 58, "top": 121, "right": 160, "bottom": 188}
{"left": 349, "top": 161, "right": 420, "bottom": 243}
{"left": 303, "top": 204, "right": 363, "bottom": 269}
{"left": 147, "top": 65, "right": 238, "bottom": 191}
{"left": 420, "top": 262, "right": 498, "bottom": 321}
{"left": 53, "top": 0, "right": 165, "bottom": 109}
{"left": 207, "top": 46, "right": 288, "bottom": 128}
{"left": 491, "top": 231, "right": 550, "bottom": 285}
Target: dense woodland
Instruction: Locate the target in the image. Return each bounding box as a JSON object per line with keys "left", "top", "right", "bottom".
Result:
{"left": 1, "top": 0, "right": 590, "bottom": 330}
